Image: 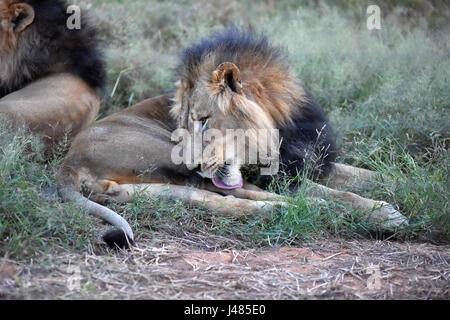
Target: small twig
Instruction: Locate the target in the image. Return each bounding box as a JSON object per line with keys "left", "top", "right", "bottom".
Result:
{"left": 110, "top": 66, "right": 135, "bottom": 98}
{"left": 322, "top": 252, "right": 343, "bottom": 261}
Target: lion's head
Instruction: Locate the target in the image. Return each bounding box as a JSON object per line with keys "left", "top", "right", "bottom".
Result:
{"left": 0, "top": 0, "right": 34, "bottom": 51}
{"left": 0, "top": 0, "right": 105, "bottom": 97}
{"left": 171, "top": 29, "right": 305, "bottom": 189}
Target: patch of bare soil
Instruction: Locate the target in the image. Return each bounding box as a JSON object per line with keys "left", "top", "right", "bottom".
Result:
{"left": 1, "top": 239, "right": 448, "bottom": 299}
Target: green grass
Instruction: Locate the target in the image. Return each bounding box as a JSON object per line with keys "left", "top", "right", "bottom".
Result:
{"left": 0, "top": 0, "right": 449, "bottom": 259}
{"left": 0, "top": 125, "right": 96, "bottom": 257}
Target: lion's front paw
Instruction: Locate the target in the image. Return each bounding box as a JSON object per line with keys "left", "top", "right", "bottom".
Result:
{"left": 368, "top": 201, "right": 409, "bottom": 229}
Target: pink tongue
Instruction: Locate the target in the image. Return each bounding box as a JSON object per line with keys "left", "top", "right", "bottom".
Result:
{"left": 212, "top": 176, "right": 243, "bottom": 190}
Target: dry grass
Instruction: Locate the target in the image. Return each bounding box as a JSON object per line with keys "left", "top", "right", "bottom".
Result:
{"left": 1, "top": 234, "right": 448, "bottom": 299}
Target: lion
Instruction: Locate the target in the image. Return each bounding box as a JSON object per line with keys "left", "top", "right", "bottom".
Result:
{"left": 0, "top": 0, "right": 105, "bottom": 153}
{"left": 57, "top": 29, "right": 408, "bottom": 249}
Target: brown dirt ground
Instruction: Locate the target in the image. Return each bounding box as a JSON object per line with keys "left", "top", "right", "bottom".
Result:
{"left": 0, "top": 237, "right": 448, "bottom": 300}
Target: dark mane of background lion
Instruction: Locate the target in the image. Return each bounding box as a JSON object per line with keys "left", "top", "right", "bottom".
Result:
{"left": 0, "top": 0, "right": 105, "bottom": 98}
{"left": 175, "top": 29, "right": 337, "bottom": 187}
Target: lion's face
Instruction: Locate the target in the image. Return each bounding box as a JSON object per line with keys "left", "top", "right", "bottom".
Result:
{"left": 173, "top": 62, "right": 275, "bottom": 189}
{"left": 0, "top": 0, "right": 34, "bottom": 52}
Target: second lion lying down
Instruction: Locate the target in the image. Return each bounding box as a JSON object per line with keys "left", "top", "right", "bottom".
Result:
{"left": 57, "top": 29, "right": 408, "bottom": 248}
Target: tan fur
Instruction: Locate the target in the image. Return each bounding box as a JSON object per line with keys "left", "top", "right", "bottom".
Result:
{"left": 171, "top": 62, "right": 285, "bottom": 178}
{"left": 172, "top": 55, "right": 305, "bottom": 128}
{"left": 57, "top": 33, "right": 407, "bottom": 246}
{"left": 0, "top": 0, "right": 21, "bottom": 50}
{"left": 1, "top": 0, "right": 38, "bottom": 89}
{"left": 58, "top": 95, "right": 289, "bottom": 243}
{"left": 0, "top": 73, "right": 100, "bottom": 144}
{"left": 58, "top": 94, "right": 407, "bottom": 245}
{"left": 171, "top": 57, "right": 408, "bottom": 227}
{"left": 0, "top": 0, "right": 101, "bottom": 151}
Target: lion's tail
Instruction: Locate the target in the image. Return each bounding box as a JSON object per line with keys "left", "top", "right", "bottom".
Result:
{"left": 56, "top": 167, "right": 135, "bottom": 249}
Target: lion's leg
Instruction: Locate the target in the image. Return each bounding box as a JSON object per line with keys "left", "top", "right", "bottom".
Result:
{"left": 92, "top": 182, "right": 286, "bottom": 217}
{"left": 84, "top": 179, "right": 129, "bottom": 204}
{"left": 202, "top": 181, "right": 284, "bottom": 201}
{"left": 241, "top": 183, "right": 266, "bottom": 192}
{"left": 304, "top": 180, "right": 408, "bottom": 228}
{"left": 322, "top": 162, "right": 380, "bottom": 189}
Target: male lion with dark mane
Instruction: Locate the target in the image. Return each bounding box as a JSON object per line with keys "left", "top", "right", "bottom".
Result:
{"left": 0, "top": 0, "right": 105, "bottom": 152}
{"left": 57, "top": 29, "right": 407, "bottom": 249}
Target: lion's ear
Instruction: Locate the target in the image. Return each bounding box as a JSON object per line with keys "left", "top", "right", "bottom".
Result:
{"left": 212, "top": 62, "right": 243, "bottom": 94}
{"left": 10, "top": 3, "right": 35, "bottom": 33}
